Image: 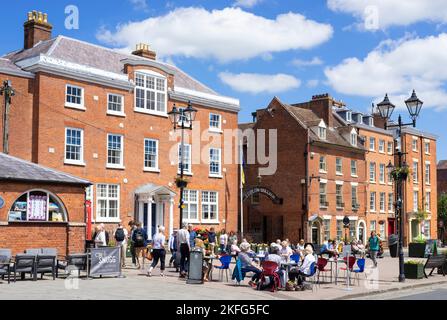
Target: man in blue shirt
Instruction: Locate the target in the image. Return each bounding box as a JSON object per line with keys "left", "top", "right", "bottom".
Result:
{"left": 188, "top": 224, "right": 197, "bottom": 248}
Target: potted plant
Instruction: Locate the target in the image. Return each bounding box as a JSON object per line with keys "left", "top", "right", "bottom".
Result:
{"left": 409, "top": 234, "right": 427, "bottom": 258}
{"left": 404, "top": 260, "right": 425, "bottom": 279}
{"left": 175, "top": 177, "right": 189, "bottom": 188}
{"left": 391, "top": 166, "right": 411, "bottom": 181}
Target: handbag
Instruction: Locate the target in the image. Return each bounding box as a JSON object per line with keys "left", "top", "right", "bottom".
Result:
{"left": 146, "top": 248, "right": 153, "bottom": 261}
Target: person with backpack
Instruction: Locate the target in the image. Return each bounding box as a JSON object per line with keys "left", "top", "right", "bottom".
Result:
{"left": 114, "top": 223, "right": 128, "bottom": 268}
{"left": 168, "top": 229, "right": 178, "bottom": 270}
{"left": 132, "top": 222, "right": 148, "bottom": 270}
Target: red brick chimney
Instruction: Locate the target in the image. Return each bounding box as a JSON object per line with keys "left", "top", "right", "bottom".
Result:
{"left": 293, "top": 94, "right": 336, "bottom": 128}
{"left": 132, "top": 43, "right": 157, "bottom": 60}
{"left": 24, "top": 11, "right": 53, "bottom": 50}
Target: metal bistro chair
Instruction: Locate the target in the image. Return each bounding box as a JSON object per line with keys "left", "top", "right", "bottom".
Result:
{"left": 258, "top": 261, "right": 281, "bottom": 292}
{"left": 340, "top": 256, "right": 357, "bottom": 285}
{"left": 35, "top": 255, "right": 56, "bottom": 280}
{"left": 316, "top": 257, "right": 332, "bottom": 284}
{"left": 57, "top": 254, "right": 88, "bottom": 278}
{"left": 13, "top": 254, "right": 37, "bottom": 282}
{"left": 290, "top": 254, "right": 300, "bottom": 264}
{"left": 215, "top": 254, "right": 232, "bottom": 282}
{"left": 0, "top": 249, "right": 12, "bottom": 284}
{"left": 304, "top": 262, "right": 318, "bottom": 291}
{"left": 352, "top": 258, "right": 366, "bottom": 286}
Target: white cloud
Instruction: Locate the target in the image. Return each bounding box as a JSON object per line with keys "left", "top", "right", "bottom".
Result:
{"left": 129, "top": 0, "right": 148, "bottom": 10}
{"left": 306, "top": 79, "right": 320, "bottom": 88}
{"left": 233, "top": 0, "right": 262, "bottom": 8}
{"left": 292, "top": 57, "right": 323, "bottom": 67}
{"left": 325, "top": 33, "right": 447, "bottom": 110}
{"left": 327, "top": 0, "right": 447, "bottom": 30}
{"left": 219, "top": 72, "right": 301, "bottom": 94}
{"left": 97, "top": 7, "right": 333, "bottom": 63}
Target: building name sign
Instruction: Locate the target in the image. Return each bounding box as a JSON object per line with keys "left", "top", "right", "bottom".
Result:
{"left": 243, "top": 187, "right": 283, "bottom": 205}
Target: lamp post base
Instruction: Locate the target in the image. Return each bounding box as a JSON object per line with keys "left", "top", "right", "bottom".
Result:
{"left": 398, "top": 274, "right": 405, "bottom": 283}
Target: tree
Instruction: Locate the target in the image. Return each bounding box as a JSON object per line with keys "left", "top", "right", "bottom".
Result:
{"left": 438, "top": 193, "right": 447, "bottom": 242}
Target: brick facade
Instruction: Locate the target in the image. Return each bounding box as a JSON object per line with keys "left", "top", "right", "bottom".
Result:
{"left": 0, "top": 182, "right": 86, "bottom": 255}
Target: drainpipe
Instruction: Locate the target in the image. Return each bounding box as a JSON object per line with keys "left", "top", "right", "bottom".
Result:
{"left": 302, "top": 131, "right": 310, "bottom": 241}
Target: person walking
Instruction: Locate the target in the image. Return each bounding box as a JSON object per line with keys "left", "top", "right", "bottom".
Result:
{"left": 147, "top": 226, "right": 167, "bottom": 277}
{"left": 207, "top": 227, "right": 217, "bottom": 257}
{"left": 168, "top": 229, "right": 178, "bottom": 269}
{"left": 367, "top": 231, "right": 380, "bottom": 268}
{"left": 228, "top": 231, "right": 237, "bottom": 253}
{"left": 114, "top": 223, "right": 128, "bottom": 268}
{"left": 132, "top": 222, "right": 148, "bottom": 270}
{"left": 128, "top": 221, "right": 138, "bottom": 267}
{"left": 177, "top": 223, "right": 190, "bottom": 278}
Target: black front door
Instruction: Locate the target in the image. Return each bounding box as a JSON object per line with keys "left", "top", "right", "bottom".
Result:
{"left": 143, "top": 203, "right": 148, "bottom": 231}
{"left": 151, "top": 203, "right": 157, "bottom": 238}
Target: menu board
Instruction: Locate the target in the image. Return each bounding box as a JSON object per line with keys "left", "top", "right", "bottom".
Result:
{"left": 27, "top": 194, "right": 47, "bottom": 221}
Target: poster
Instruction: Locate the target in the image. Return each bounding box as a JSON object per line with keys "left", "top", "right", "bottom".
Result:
{"left": 27, "top": 194, "right": 47, "bottom": 221}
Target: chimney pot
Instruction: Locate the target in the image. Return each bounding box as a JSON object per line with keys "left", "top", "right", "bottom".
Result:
{"left": 24, "top": 10, "right": 53, "bottom": 49}
{"left": 132, "top": 42, "right": 157, "bottom": 60}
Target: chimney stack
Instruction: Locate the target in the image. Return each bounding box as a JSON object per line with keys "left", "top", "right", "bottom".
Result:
{"left": 24, "top": 11, "right": 53, "bottom": 50}
{"left": 132, "top": 43, "right": 157, "bottom": 60}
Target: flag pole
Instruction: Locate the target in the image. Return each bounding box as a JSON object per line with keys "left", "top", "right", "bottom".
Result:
{"left": 239, "top": 140, "right": 244, "bottom": 239}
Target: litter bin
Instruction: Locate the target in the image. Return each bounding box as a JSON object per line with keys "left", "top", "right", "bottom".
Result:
{"left": 388, "top": 234, "right": 398, "bottom": 258}
{"left": 187, "top": 250, "right": 204, "bottom": 284}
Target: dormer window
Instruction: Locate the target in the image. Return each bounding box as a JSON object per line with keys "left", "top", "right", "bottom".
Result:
{"left": 318, "top": 121, "right": 327, "bottom": 140}
{"left": 346, "top": 111, "right": 352, "bottom": 122}
{"left": 369, "top": 117, "right": 374, "bottom": 127}
{"left": 134, "top": 71, "right": 167, "bottom": 116}
{"left": 357, "top": 115, "right": 363, "bottom": 124}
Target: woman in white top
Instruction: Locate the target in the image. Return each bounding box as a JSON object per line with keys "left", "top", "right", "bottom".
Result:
{"left": 280, "top": 241, "right": 293, "bottom": 262}
{"left": 288, "top": 246, "right": 316, "bottom": 289}
{"left": 147, "top": 226, "right": 166, "bottom": 277}
{"left": 94, "top": 225, "right": 107, "bottom": 247}
{"left": 230, "top": 240, "right": 241, "bottom": 256}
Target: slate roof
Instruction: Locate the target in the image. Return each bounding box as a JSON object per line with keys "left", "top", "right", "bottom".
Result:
{"left": 282, "top": 103, "right": 363, "bottom": 150}
{"left": 2, "top": 36, "right": 217, "bottom": 95}
{"left": 0, "top": 153, "right": 90, "bottom": 186}
{"left": 438, "top": 160, "right": 447, "bottom": 170}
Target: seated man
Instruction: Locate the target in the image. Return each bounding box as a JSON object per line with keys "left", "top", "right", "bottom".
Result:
{"left": 320, "top": 240, "right": 338, "bottom": 258}
{"left": 239, "top": 242, "right": 262, "bottom": 288}
{"left": 265, "top": 245, "right": 285, "bottom": 283}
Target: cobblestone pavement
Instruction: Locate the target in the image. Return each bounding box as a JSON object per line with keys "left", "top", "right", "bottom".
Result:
{"left": 0, "top": 255, "right": 445, "bottom": 300}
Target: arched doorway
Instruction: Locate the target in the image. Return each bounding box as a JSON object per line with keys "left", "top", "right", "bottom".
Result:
{"left": 311, "top": 220, "right": 321, "bottom": 244}
{"left": 357, "top": 220, "right": 366, "bottom": 243}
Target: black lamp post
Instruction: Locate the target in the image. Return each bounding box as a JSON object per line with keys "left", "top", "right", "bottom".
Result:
{"left": 377, "top": 90, "right": 423, "bottom": 283}
{"left": 168, "top": 101, "right": 198, "bottom": 230}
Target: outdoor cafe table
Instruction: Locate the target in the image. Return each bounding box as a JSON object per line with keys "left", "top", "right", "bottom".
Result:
{"left": 327, "top": 257, "right": 348, "bottom": 285}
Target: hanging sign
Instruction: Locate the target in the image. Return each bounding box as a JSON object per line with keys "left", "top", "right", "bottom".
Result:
{"left": 27, "top": 194, "right": 47, "bottom": 221}
{"left": 0, "top": 196, "right": 4, "bottom": 209}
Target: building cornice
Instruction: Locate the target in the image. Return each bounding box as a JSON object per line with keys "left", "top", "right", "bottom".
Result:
{"left": 16, "top": 55, "right": 134, "bottom": 91}
{"left": 0, "top": 67, "right": 35, "bottom": 79}
{"left": 121, "top": 58, "right": 175, "bottom": 76}
{"left": 169, "top": 88, "right": 240, "bottom": 113}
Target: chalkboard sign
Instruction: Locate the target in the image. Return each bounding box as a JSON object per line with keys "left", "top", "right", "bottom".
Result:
{"left": 90, "top": 247, "right": 121, "bottom": 277}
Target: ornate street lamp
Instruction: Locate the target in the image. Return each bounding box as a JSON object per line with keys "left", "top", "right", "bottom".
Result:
{"left": 168, "top": 101, "right": 198, "bottom": 229}
{"left": 378, "top": 91, "right": 423, "bottom": 283}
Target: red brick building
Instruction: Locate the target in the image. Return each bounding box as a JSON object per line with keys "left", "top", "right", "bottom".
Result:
{"left": 0, "top": 152, "right": 90, "bottom": 255}
{"left": 0, "top": 11, "right": 240, "bottom": 238}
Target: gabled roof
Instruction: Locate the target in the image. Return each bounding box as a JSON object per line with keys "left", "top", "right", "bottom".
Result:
{"left": 282, "top": 103, "right": 363, "bottom": 150}
{"left": 134, "top": 183, "right": 176, "bottom": 196}
{"left": 0, "top": 153, "right": 90, "bottom": 186}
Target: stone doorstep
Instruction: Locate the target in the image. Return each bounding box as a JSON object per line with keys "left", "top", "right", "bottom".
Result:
{"left": 334, "top": 278, "right": 447, "bottom": 300}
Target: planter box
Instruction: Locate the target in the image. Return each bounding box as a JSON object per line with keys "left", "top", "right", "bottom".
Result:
{"left": 404, "top": 263, "right": 424, "bottom": 279}
{"left": 409, "top": 243, "right": 426, "bottom": 258}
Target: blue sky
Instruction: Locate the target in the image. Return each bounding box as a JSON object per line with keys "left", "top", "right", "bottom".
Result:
{"left": 2, "top": 0, "right": 447, "bottom": 159}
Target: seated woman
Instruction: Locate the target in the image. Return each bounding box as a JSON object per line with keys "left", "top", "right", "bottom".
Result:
{"left": 280, "top": 241, "right": 293, "bottom": 262}
{"left": 265, "top": 245, "right": 285, "bottom": 283}
{"left": 239, "top": 242, "right": 262, "bottom": 288}
{"left": 193, "top": 238, "right": 212, "bottom": 282}
{"left": 288, "top": 246, "right": 316, "bottom": 290}
{"left": 320, "top": 240, "right": 338, "bottom": 258}
{"left": 230, "top": 240, "right": 241, "bottom": 256}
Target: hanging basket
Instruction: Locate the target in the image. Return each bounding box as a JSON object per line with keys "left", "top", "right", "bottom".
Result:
{"left": 175, "top": 177, "right": 189, "bottom": 188}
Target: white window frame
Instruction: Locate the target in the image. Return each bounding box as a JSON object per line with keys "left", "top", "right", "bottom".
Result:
{"left": 209, "top": 113, "right": 222, "bottom": 133}
{"left": 351, "top": 160, "right": 358, "bottom": 177}
{"left": 388, "top": 193, "right": 394, "bottom": 213}
{"left": 65, "top": 84, "right": 85, "bottom": 110}
{"left": 336, "top": 158, "right": 343, "bottom": 175}
{"left": 424, "top": 141, "right": 430, "bottom": 154}
{"left": 369, "top": 137, "right": 376, "bottom": 152}
{"left": 379, "top": 140, "right": 385, "bottom": 153}
{"left": 201, "top": 191, "right": 219, "bottom": 223}
{"left": 425, "top": 163, "right": 431, "bottom": 185}
{"left": 133, "top": 70, "right": 168, "bottom": 117}
{"left": 350, "top": 132, "right": 357, "bottom": 147}
{"left": 209, "top": 148, "right": 222, "bottom": 178}
{"left": 183, "top": 189, "right": 199, "bottom": 223}
{"left": 178, "top": 144, "right": 192, "bottom": 175}
{"left": 64, "top": 127, "right": 85, "bottom": 166}
{"left": 379, "top": 192, "right": 386, "bottom": 213}
{"left": 379, "top": 163, "right": 385, "bottom": 184}
{"left": 387, "top": 141, "right": 393, "bottom": 155}
{"left": 96, "top": 184, "right": 120, "bottom": 223}
{"left": 369, "top": 162, "right": 376, "bottom": 183}
{"left": 319, "top": 156, "right": 327, "bottom": 173}
{"left": 107, "top": 134, "right": 125, "bottom": 169}
{"left": 351, "top": 185, "right": 358, "bottom": 209}
{"left": 412, "top": 137, "right": 418, "bottom": 152}
{"left": 144, "top": 138, "right": 159, "bottom": 172}
{"left": 107, "top": 93, "right": 125, "bottom": 117}
{"left": 413, "top": 191, "right": 419, "bottom": 212}
{"left": 318, "top": 121, "right": 327, "bottom": 140}
{"left": 336, "top": 184, "right": 344, "bottom": 209}
{"left": 413, "top": 160, "right": 419, "bottom": 184}
{"left": 370, "top": 192, "right": 376, "bottom": 212}
{"left": 319, "top": 182, "right": 328, "bottom": 208}
{"left": 425, "top": 192, "right": 431, "bottom": 212}
{"left": 346, "top": 111, "right": 352, "bottom": 122}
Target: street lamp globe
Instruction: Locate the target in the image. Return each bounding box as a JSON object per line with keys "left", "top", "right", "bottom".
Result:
{"left": 405, "top": 90, "right": 423, "bottom": 123}
{"left": 377, "top": 94, "right": 395, "bottom": 121}
{"left": 184, "top": 101, "right": 198, "bottom": 123}
{"left": 168, "top": 105, "right": 180, "bottom": 126}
